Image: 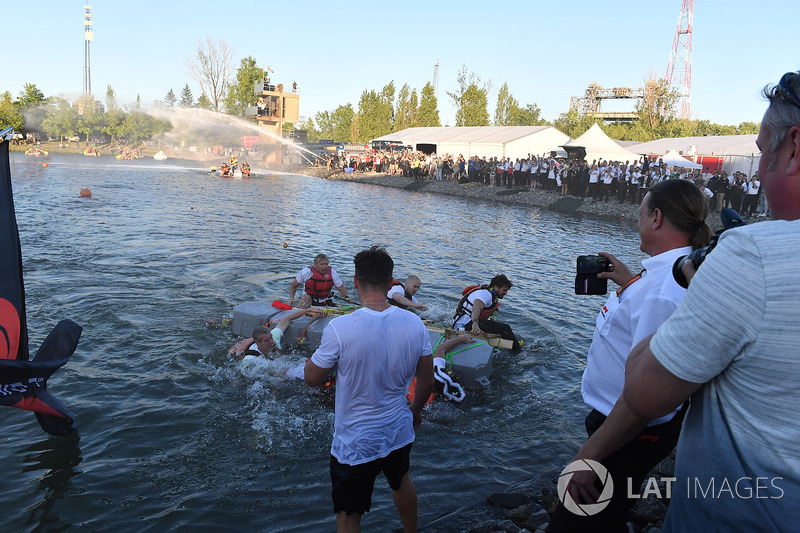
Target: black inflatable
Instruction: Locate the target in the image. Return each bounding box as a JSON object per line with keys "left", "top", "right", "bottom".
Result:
{"left": 0, "top": 132, "right": 82, "bottom": 435}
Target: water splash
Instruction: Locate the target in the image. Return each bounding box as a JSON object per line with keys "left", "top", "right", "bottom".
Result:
{"left": 148, "top": 107, "right": 319, "bottom": 159}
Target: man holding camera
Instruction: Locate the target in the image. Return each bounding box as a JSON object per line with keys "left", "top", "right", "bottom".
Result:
{"left": 547, "top": 179, "right": 711, "bottom": 532}
{"left": 621, "top": 71, "right": 800, "bottom": 531}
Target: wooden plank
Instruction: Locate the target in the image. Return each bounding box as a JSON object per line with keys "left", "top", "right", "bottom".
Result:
{"left": 426, "top": 326, "right": 514, "bottom": 350}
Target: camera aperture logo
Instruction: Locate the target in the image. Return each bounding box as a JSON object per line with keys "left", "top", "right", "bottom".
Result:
{"left": 557, "top": 459, "right": 614, "bottom": 516}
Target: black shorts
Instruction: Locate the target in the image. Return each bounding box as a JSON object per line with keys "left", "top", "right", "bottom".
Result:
{"left": 311, "top": 297, "right": 334, "bottom": 307}
{"left": 330, "top": 442, "right": 412, "bottom": 515}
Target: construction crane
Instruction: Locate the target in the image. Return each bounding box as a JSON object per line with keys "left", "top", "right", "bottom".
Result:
{"left": 665, "top": 0, "right": 693, "bottom": 120}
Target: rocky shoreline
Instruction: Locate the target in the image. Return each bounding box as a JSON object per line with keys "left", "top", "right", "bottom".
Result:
{"left": 282, "top": 165, "right": 727, "bottom": 232}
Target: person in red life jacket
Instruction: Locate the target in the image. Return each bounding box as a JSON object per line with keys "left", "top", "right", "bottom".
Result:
{"left": 387, "top": 275, "right": 427, "bottom": 311}
{"left": 289, "top": 253, "right": 354, "bottom": 308}
{"left": 452, "top": 274, "right": 521, "bottom": 351}
{"left": 220, "top": 163, "right": 230, "bottom": 177}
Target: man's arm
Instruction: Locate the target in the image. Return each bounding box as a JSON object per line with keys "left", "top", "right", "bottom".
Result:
{"left": 289, "top": 279, "right": 301, "bottom": 304}
{"left": 275, "top": 308, "right": 308, "bottom": 333}
{"left": 409, "top": 354, "right": 434, "bottom": 429}
{"left": 335, "top": 283, "right": 354, "bottom": 302}
{"left": 304, "top": 359, "right": 332, "bottom": 387}
{"left": 624, "top": 334, "right": 703, "bottom": 420}
{"left": 389, "top": 292, "right": 427, "bottom": 310}
{"left": 470, "top": 299, "right": 485, "bottom": 334}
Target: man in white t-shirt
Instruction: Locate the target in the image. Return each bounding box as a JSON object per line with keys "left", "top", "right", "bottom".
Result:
{"left": 623, "top": 69, "right": 800, "bottom": 532}
{"left": 228, "top": 308, "right": 308, "bottom": 363}
{"left": 289, "top": 253, "right": 354, "bottom": 308}
{"left": 305, "top": 247, "right": 433, "bottom": 533}
{"left": 387, "top": 275, "right": 427, "bottom": 311}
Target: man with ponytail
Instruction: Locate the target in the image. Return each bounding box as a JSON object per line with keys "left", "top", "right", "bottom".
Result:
{"left": 547, "top": 179, "right": 711, "bottom": 532}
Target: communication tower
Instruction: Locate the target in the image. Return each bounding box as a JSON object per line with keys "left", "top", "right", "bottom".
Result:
{"left": 83, "top": 4, "right": 93, "bottom": 95}
{"left": 433, "top": 60, "right": 439, "bottom": 99}
{"left": 665, "top": 0, "right": 693, "bottom": 120}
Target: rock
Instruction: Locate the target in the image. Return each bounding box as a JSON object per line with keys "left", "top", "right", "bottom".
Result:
{"left": 630, "top": 495, "right": 668, "bottom": 522}
{"left": 506, "top": 503, "right": 533, "bottom": 522}
{"left": 540, "top": 483, "right": 561, "bottom": 516}
{"left": 468, "top": 521, "right": 500, "bottom": 533}
{"left": 488, "top": 492, "right": 529, "bottom": 509}
{"left": 651, "top": 456, "right": 676, "bottom": 477}
{"left": 521, "top": 509, "right": 550, "bottom": 531}
{"left": 495, "top": 519, "right": 524, "bottom": 532}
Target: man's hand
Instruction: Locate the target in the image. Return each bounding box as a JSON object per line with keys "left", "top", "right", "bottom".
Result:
{"left": 567, "top": 466, "right": 601, "bottom": 505}
{"left": 597, "top": 251, "right": 635, "bottom": 286}
{"left": 471, "top": 321, "right": 483, "bottom": 335}
{"left": 411, "top": 408, "right": 422, "bottom": 430}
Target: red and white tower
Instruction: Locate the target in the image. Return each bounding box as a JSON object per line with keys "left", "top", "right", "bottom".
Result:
{"left": 665, "top": 0, "right": 693, "bottom": 120}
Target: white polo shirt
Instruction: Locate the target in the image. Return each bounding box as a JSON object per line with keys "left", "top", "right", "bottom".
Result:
{"left": 581, "top": 246, "right": 691, "bottom": 425}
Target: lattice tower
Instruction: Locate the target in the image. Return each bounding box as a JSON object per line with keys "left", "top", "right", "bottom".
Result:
{"left": 83, "top": 5, "right": 93, "bottom": 95}
{"left": 665, "top": 0, "right": 693, "bottom": 120}
{"left": 433, "top": 60, "right": 439, "bottom": 100}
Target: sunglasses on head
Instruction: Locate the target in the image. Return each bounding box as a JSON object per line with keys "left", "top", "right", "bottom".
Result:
{"left": 776, "top": 72, "right": 800, "bottom": 110}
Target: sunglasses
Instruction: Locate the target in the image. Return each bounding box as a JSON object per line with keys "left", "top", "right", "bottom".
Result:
{"left": 776, "top": 72, "right": 800, "bottom": 110}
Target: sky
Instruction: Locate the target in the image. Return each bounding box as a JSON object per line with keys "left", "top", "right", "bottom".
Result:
{"left": 3, "top": 0, "right": 799, "bottom": 128}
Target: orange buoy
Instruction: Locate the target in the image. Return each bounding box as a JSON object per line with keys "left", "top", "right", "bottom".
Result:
{"left": 80, "top": 188, "right": 92, "bottom": 198}
{"left": 42, "top": 163, "right": 48, "bottom": 167}
{"left": 283, "top": 242, "right": 288, "bottom": 248}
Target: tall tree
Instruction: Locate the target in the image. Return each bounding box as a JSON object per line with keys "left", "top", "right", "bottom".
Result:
{"left": 314, "top": 104, "right": 355, "bottom": 142}
{"left": 17, "top": 83, "right": 46, "bottom": 108}
{"left": 224, "top": 56, "right": 263, "bottom": 116}
{"left": 417, "top": 82, "right": 441, "bottom": 127}
{"left": 354, "top": 82, "right": 395, "bottom": 143}
{"left": 636, "top": 77, "right": 679, "bottom": 130}
{"left": 447, "top": 66, "right": 490, "bottom": 127}
{"left": 105, "top": 85, "right": 117, "bottom": 112}
{"left": 164, "top": 89, "right": 177, "bottom": 107}
{"left": 0, "top": 91, "right": 24, "bottom": 132}
{"left": 195, "top": 94, "right": 213, "bottom": 111}
{"left": 518, "top": 103, "right": 547, "bottom": 126}
{"left": 494, "top": 82, "right": 521, "bottom": 126}
{"left": 408, "top": 90, "right": 419, "bottom": 128}
{"left": 179, "top": 84, "right": 194, "bottom": 107}
{"left": 186, "top": 36, "right": 235, "bottom": 112}
{"left": 394, "top": 83, "right": 413, "bottom": 132}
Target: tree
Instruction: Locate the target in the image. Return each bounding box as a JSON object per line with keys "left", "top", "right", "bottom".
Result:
{"left": 408, "top": 90, "right": 419, "bottom": 128}
{"left": 0, "top": 91, "right": 24, "bottom": 132}
{"left": 17, "top": 83, "right": 46, "bottom": 109}
{"left": 552, "top": 109, "right": 600, "bottom": 139}
{"left": 106, "top": 85, "right": 117, "bottom": 112}
{"left": 354, "top": 82, "right": 395, "bottom": 143}
{"left": 447, "top": 66, "right": 490, "bottom": 127}
{"left": 737, "top": 121, "right": 760, "bottom": 135}
{"left": 636, "top": 78, "right": 679, "bottom": 130}
{"left": 186, "top": 36, "right": 235, "bottom": 113}
{"left": 298, "top": 117, "right": 320, "bottom": 143}
{"left": 196, "top": 94, "right": 213, "bottom": 111}
{"left": 133, "top": 94, "right": 141, "bottom": 110}
{"left": 417, "top": 82, "right": 441, "bottom": 127}
{"left": 76, "top": 109, "right": 106, "bottom": 145}
{"left": 104, "top": 108, "right": 126, "bottom": 144}
{"left": 315, "top": 104, "right": 354, "bottom": 142}
{"left": 164, "top": 89, "right": 177, "bottom": 107}
{"left": 41, "top": 98, "right": 78, "bottom": 143}
{"left": 518, "top": 103, "right": 547, "bottom": 126}
{"left": 494, "top": 82, "right": 521, "bottom": 126}
{"left": 394, "top": 84, "right": 413, "bottom": 132}
{"left": 224, "top": 56, "right": 262, "bottom": 116}
{"left": 180, "top": 84, "right": 194, "bottom": 107}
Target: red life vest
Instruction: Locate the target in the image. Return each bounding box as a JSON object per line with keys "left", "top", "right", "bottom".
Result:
{"left": 453, "top": 284, "right": 500, "bottom": 323}
{"left": 304, "top": 266, "right": 334, "bottom": 299}
{"left": 387, "top": 279, "right": 412, "bottom": 308}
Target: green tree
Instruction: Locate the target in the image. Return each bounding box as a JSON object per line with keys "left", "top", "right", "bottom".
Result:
{"left": 104, "top": 108, "right": 127, "bottom": 144}
{"left": 417, "top": 82, "right": 440, "bottom": 127}
{"left": 133, "top": 94, "right": 141, "bottom": 110}
{"left": 518, "top": 103, "right": 547, "bottom": 126}
{"left": 186, "top": 36, "right": 235, "bottom": 112}
{"left": 313, "top": 104, "right": 354, "bottom": 142}
{"left": 552, "top": 109, "right": 600, "bottom": 139}
{"left": 408, "top": 90, "right": 419, "bottom": 128}
{"left": 224, "top": 56, "right": 263, "bottom": 116}
{"left": 394, "top": 83, "right": 413, "bottom": 132}
{"left": 0, "top": 91, "right": 24, "bottom": 132}
{"left": 41, "top": 98, "right": 78, "bottom": 142}
{"left": 447, "top": 65, "right": 490, "bottom": 127}
{"left": 76, "top": 109, "right": 106, "bottom": 145}
{"left": 354, "top": 81, "right": 395, "bottom": 143}
{"left": 494, "top": 82, "right": 521, "bottom": 126}
{"left": 737, "top": 121, "right": 760, "bottom": 135}
{"left": 196, "top": 94, "right": 213, "bottom": 110}
{"left": 636, "top": 78, "right": 679, "bottom": 130}
{"left": 298, "top": 117, "right": 320, "bottom": 143}
{"left": 106, "top": 85, "right": 117, "bottom": 112}
{"left": 164, "top": 89, "right": 177, "bottom": 107}
{"left": 180, "top": 84, "right": 194, "bottom": 107}
{"left": 17, "top": 83, "right": 46, "bottom": 108}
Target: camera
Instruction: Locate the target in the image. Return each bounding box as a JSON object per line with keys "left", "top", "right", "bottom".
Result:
{"left": 672, "top": 208, "right": 746, "bottom": 288}
{"left": 575, "top": 255, "right": 610, "bottom": 295}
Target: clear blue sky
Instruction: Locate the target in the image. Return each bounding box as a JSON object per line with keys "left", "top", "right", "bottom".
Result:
{"left": 3, "top": 0, "right": 798, "bottom": 127}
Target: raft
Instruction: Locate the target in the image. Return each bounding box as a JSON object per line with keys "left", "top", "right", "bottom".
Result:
{"left": 230, "top": 301, "right": 501, "bottom": 390}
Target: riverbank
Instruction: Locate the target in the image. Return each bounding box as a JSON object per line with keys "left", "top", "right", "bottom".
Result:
{"left": 280, "top": 165, "right": 733, "bottom": 232}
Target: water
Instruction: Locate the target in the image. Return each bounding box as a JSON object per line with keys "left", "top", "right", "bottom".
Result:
{"left": 1, "top": 153, "right": 646, "bottom": 531}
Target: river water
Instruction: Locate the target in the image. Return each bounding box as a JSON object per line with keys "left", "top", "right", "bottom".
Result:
{"left": 1, "top": 153, "right": 646, "bottom": 532}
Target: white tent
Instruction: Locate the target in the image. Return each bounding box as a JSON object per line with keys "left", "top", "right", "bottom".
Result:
{"left": 561, "top": 124, "right": 641, "bottom": 163}
{"left": 659, "top": 149, "right": 702, "bottom": 169}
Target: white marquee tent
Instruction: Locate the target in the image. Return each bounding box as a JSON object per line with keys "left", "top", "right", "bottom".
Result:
{"left": 659, "top": 149, "right": 702, "bottom": 169}
{"left": 371, "top": 126, "right": 571, "bottom": 160}
{"left": 561, "top": 124, "right": 641, "bottom": 163}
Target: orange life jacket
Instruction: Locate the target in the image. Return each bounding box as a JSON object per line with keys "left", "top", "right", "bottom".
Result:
{"left": 453, "top": 284, "right": 500, "bottom": 323}
{"left": 304, "top": 266, "right": 335, "bottom": 299}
